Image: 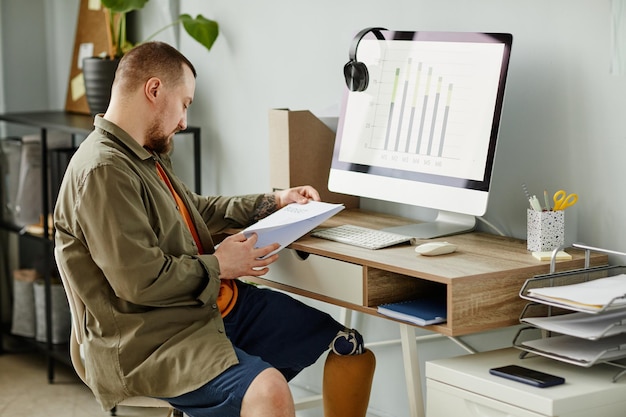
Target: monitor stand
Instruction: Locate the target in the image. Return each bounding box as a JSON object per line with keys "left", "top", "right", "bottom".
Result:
{"left": 382, "top": 211, "right": 476, "bottom": 239}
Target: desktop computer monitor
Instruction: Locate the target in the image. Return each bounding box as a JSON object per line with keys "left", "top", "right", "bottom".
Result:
{"left": 328, "top": 30, "right": 513, "bottom": 238}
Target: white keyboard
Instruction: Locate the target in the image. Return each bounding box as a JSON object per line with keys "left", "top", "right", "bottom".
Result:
{"left": 311, "top": 224, "right": 413, "bottom": 250}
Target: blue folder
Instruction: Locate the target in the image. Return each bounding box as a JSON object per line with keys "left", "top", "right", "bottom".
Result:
{"left": 377, "top": 298, "right": 447, "bottom": 326}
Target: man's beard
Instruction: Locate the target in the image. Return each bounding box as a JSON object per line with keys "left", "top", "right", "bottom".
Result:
{"left": 145, "top": 119, "right": 175, "bottom": 154}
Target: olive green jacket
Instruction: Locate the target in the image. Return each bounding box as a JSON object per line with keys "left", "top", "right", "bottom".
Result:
{"left": 54, "top": 116, "right": 264, "bottom": 410}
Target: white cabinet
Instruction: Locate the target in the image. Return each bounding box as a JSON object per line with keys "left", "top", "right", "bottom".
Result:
{"left": 426, "top": 348, "right": 626, "bottom": 417}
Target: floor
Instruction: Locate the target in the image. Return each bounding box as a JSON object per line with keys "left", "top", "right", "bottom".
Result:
{"left": 0, "top": 346, "right": 325, "bottom": 417}
{"left": 0, "top": 350, "right": 170, "bottom": 417}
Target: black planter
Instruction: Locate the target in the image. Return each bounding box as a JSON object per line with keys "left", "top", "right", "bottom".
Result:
{"left": 82, "top": 57, "right": 120, "bottom": 115}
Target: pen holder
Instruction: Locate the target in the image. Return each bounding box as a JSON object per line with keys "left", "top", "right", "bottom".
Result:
{"left": 527, "top": 209, "right": 564, "bottom": 252}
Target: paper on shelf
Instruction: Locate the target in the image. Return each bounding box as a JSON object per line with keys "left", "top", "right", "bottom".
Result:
{"left": 242, "top": 201, "right": 344, "bottom": 258}
{"left": 522, "top": 332, "right": 626, "bottom": 364}
{"left": 522, "top": 310, "right": 626, "bottom": 340}
{"left": 526, "top": 274, "right": 626, "bottom": 311}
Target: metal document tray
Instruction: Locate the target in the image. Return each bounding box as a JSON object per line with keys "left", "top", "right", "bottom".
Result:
{"left": 519, "top": 264, "right": 626, "bottom": 314}
{"left": 514, "top": 243, "right": 626, "bottom": 381}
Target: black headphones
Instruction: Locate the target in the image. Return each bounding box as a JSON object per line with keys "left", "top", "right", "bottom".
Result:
{"left": 344, "top": 27, "right": 387, "bottom": 92}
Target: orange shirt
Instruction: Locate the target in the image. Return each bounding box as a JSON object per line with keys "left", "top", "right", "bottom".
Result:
{"left": 156, "top": 162, "right": 237, "bottom": 317}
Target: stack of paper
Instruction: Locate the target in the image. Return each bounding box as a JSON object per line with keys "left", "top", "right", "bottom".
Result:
{"left": 522, "top": 310, "right": 626, "bottom": 340}
{"left": 242, "top": 201, "right": 344, "bottom": 258}
{"left": 521, "top": 333, "right": 626, "bottom": 364}
{"left": 526, "top": 275, "right": 626, "bottom": 312}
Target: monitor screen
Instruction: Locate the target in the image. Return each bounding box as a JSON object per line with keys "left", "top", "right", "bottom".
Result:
{"left": 329, "top": 30, "right": 513, "bottom": 238}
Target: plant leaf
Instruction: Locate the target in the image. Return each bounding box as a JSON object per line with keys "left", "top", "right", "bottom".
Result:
{"left": 101, "top": 0, "right": 150, "bottom": 14}
{"left": 180, "top": 14, "right": 219, "bottom": 52}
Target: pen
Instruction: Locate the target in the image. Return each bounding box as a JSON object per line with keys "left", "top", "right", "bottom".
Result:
{"left": 543, "top": 190, "right": 550, "bottom": 211}
{"left": 529, "top": 195, "right": 543, "bottom": 211}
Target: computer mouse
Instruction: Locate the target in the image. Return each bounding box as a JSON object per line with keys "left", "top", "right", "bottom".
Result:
{"left": 415, "top": 241, "right": 457, "bottom": 256}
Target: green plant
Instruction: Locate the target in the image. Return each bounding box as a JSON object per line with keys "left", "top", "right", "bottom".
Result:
{"left": 101, "top": 0, "right": 219, "bottom": 59}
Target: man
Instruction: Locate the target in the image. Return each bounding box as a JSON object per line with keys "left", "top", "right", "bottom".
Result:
{"left": 54, "top": 41, "right": 374, "bottom": 417}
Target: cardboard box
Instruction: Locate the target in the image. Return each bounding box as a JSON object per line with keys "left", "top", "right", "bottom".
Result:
{"left": 268, "top": 109, "right": 359, "bottom": 208}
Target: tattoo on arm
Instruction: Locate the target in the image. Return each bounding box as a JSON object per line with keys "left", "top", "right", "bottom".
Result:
{"left": 252, "top": 193, "right": 277, "bottom": 222}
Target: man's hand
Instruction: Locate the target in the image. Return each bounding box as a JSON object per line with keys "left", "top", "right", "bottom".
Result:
{"left": 275, "top": 185, "right": 321, "bottom": 209}
{"left": 213, "top": 233, "right": 279, "bottom": 279}
{"left": 215, "top": 185, "right": 320, "bottom": 279}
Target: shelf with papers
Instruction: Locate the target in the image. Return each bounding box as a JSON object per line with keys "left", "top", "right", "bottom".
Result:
{"left": 513, "top": 326, "right": 626, "bottom": 369}
{"left": 0, "top": 111, "right": 201, "bottom": 384}
{"left": 519, "top": 303, "right": 626, "bottom": 340}
{"left": 519, "top": 264, "right": 626, "bottom": 314}
{"left": 514, "top": 244, "right": 626, "bottom": 380}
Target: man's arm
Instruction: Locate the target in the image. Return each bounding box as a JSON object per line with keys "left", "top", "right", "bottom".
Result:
{"left": 214, "top": 185, "right": 321, "bottom": 279}
{"left": 251, "top": 193, "right": 277, "bottom": 223}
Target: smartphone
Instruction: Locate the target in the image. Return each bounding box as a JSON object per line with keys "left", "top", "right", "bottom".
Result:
{"left": 489, "top": 365, "right": 565, "bottom": 388}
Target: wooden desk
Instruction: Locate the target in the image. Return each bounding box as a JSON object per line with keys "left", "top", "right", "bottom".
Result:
{"left": 245, "top": 209, "right": 608, "bottom": 416}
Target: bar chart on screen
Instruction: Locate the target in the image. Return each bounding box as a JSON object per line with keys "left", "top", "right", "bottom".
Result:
{"left": 338, "top": 37, "right": 506, "bottom": 181}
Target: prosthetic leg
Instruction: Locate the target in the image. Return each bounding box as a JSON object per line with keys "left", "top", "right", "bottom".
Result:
{"left": 322, "top": 329, "right": 376, "bottom": 417}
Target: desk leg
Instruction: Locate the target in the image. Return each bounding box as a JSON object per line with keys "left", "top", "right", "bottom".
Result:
{"left": 400, "top": 324, "right": 424, "bottom": 417}
{"left": 339, "top": 307, "right": 353, "bottom": 328}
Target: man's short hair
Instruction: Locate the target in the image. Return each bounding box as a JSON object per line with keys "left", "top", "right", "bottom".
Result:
{"left": 113, "top": 41, "right": 197, "bottom": 92}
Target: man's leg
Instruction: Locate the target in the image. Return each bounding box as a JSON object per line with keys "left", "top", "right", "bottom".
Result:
{"left": 160, "top": 347, "right": 280, "bottom": 417}
{"left": 323, "top": 329, "right": 376, "bottom": 417}
{"left": 225, "top": 281, "right": 375, "bottom": 416}
{"left": 241, "top": 368, "right": 295, "bottom": 417}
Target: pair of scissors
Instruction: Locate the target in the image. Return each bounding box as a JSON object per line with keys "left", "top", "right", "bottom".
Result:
{"left": 553, "top": 189, "right": 578, "bottom": 210}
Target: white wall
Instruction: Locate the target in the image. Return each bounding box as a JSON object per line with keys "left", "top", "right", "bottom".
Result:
{"left": 0, "top": 0, "right": 77, "bottom": 111}
{"left": 2, "top": 1, "right": 626, "bottom": 416}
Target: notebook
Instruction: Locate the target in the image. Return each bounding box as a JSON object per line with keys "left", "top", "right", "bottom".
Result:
{"left": 377, "top": 298, "right": 447, "bottom": 326}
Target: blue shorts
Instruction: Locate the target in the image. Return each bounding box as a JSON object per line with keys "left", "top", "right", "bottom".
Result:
{"left": 160, "top": 280, "right": 343, "bottom": 417}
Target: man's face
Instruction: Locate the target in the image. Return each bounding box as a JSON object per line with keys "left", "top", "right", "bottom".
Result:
{"left": 145, "top": 66, "right": 196, "bottom": 154}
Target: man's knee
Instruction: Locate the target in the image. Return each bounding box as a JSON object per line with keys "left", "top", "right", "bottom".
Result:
{"left": 241, "top": 368, "right": 294, "bottom": 417}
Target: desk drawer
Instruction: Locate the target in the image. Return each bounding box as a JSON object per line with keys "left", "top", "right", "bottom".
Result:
{"left": 263, "top": 249, "right": 364, "bottom": 305}
{"left": 427, "top": 379, "right": 546, "bottom": 417}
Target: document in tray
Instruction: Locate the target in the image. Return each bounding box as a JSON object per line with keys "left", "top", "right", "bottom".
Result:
{"left": 377, "top": 298, "right": 447, "bottom": 326}
{"left": 242, "top": 201, "right": 344, "bottom": 257}
{"left": 522, "top": 333, "right": 626, "bottom": 364}
{"left": 526, "top": 274, "right": 626, "bottom": 311}
{"left": 522, "top": 310, "right": 626, "bottom": 340}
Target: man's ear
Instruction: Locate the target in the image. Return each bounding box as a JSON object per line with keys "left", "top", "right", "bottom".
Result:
{"left": 145, "top": 77, "right": 162, "bottom": 103}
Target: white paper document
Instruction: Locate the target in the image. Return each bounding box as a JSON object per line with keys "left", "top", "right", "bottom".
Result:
{"left": 522, "top": 333, "right": 626, "bottom": 364}
{"left": 526, "top": 275, "right": 626, "bottom": 311}
{"left": 522, "top": 310, "right": 626, "bottom": 340}
{"left": 242, "top": 201, "right": 344, "bottom": 257}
